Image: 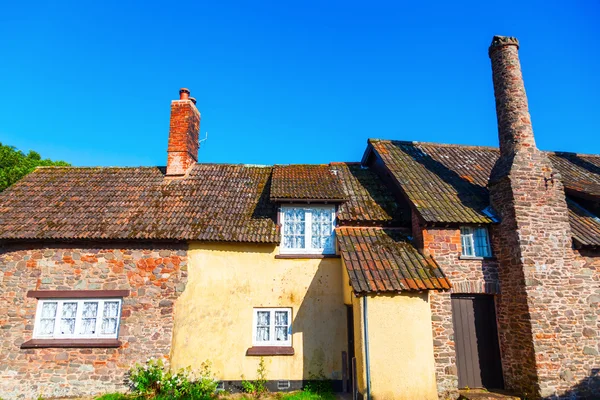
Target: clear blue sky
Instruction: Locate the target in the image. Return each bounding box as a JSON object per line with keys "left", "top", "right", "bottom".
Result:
{"left": 0, "top": 1, "right": 598, "bottom": 167}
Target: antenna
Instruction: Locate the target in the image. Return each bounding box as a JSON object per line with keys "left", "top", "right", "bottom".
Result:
{"left": 199, "top": 131, "right": 208, "bottom": 144}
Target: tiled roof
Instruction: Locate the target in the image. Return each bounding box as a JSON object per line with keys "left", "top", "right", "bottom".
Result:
{"left": 336, "top": 227, "right": 451, "bottom": 294}
{"left": 367, "top": 139, "right": 600, "bottom": 233}
{"left": 568, "top": 199, "right": 600, "bottom": 247}
{"left": 332, "top": 163, "right": 409, "bottom": 225}
{"left": 548, "top": 152, "right": 600, "bottom": 197}
{"left": 368, "top": 140, "right": 495, "bottom": 223}
{"left": 270, "top": 164, "right": 346, "bottom": 201}
{"left": 0, "top": 164, "right": 279, "bottom": 242}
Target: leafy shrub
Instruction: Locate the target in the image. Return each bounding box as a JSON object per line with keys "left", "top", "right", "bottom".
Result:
{"left": 95, "top": 394, "right": 136, "bottom": 400}
{"left": 128, "top": 358, "right": 218, "bottom": 399}
{"left": 241, "top": 357, "right": 268, "bottom": 398}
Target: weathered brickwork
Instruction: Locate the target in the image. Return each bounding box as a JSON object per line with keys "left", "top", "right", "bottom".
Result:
{"left": 489, "top": 36, "right": 600, "bottom": 399}
{"left": 166, "top": 89, "right": 200, "bottom": 176}
{"left": 413, "top": 212, "right": 500, "bottom": 399}
{"left": 0, "top": 242, "right": 188, "bottom": 400}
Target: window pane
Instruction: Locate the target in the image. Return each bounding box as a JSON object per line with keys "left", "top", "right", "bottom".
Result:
{"left": 275, "top": 326, "right": 288, "bottom": 341}
{"left": 101, "top": 301, "right": 120, "bottom": 335}
{"left": 60, "top": 302, "right": 78, "bottom": 334}
{"left": 275, "top": 311, "right": 288, "bottom": 326}
{"left": 257, "top": 311, "right": 270, "bottom": 326}
{"left": 311, "top": 208, "right": 333, "bottom": 251}
{"left": 39, "top": 302, "right": 58, "bottom": 336}
{"left": 80, "top": 302, "right": 99, "bottom": 335}
{"left": 474, "top": 228, "right": 491, "bottom": 257}
{"left": 256, "top": 327, "right": 270, "bottom": 342}
{"left": 41, "top": 302, "right": 58, "bottom": 318}
{"left": 460, "top": 227, "right": 474, "bottom": 256}
{"left": 283, "top": 208, "right": 306, "bottom": 249}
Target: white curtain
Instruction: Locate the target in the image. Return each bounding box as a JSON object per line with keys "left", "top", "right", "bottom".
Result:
{"left": 39, "top": 302, "right": 58, "bottom": 335}
{"left": 101, "top": 301, "right": 119, "bottom": 334}
{"left": 275, "top": 311, "right": 289, "bottom": 341}
{"left": 80, "top": 302, "right": 98, "bottom": 334}
{"left": 256, "top": 311, "right": 270, "bottom": 341}
{"left": 311, "top": 208, "right": 333, "bottom": 250}
{"left": 283, "top": 208, "right": 305, "bottom": 249}
{"left": 60, "top": 302, "right": 78, "bottom": 334}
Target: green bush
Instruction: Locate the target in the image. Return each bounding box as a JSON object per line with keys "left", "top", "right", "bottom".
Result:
{"left": 128, "top": 358, "right": 218, "bottom": 399}
{"left": 241, "top": 357, "right": 268, "bottom": 398}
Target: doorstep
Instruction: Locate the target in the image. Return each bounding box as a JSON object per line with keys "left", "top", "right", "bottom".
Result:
{"left": 459, "top": 389, "right": 521, "bottom": 400}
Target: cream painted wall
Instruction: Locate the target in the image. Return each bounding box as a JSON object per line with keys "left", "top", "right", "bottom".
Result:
{"left": 353, "top": 292, "right": 438, "bottom": 400}
{"left": 170, "top": 242, "right": 348, "bottom": 381}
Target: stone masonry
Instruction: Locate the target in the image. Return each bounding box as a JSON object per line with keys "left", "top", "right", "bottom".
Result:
{"left": 412, "top": 211, "right": 501, "bottom": 399}
{"left": 488, "top": 36, "right": 600, "bottom": 398}
{"left": 0, "top": 242, "right": 188, "bottom": 400}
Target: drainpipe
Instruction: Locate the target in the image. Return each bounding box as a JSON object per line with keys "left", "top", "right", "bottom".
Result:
{"left": 363, "top": 296, "right": 371, "bottom": 400}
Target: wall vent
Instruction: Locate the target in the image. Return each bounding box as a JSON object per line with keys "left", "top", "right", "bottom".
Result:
{"left": 277, "top": 380, "right": 291, "bottom": 390}
{"left": 216, "top": 382, "right": 225, "bottom": 391}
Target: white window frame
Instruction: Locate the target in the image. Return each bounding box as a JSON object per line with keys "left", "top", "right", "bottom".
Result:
{"left": 460, "top": 226, "right": 492, "bottom": 258}
{"left": 280, "top": 205, "right": 336, "bottom": 255}
{"left": 252, "top": 308, "right": 292, "bottom": 347}
{"left": 33, "top": 298, "right": 122, "bottom": 339}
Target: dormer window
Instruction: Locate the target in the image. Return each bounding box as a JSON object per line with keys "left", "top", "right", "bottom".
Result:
{"left": 460, "top": 226, "right": 492, "bottom": 258}
{"left": 280, "top": 205, "right": 336, "bottom": 254}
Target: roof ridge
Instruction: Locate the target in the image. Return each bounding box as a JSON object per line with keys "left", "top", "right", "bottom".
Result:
{"left": 369, "top": 138, "right": 600, "bottom": 157}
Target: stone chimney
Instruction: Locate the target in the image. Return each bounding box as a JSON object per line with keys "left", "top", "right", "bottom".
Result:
{"left": 166, "top": 88, "right": 200, "bottom": 176}
{"left": 488, "top": 36, "right": 579, "bottom": 398}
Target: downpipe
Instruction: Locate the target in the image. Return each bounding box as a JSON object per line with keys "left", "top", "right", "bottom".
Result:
{"left": 363, "top": 296, "right": 371, "bottom": 400}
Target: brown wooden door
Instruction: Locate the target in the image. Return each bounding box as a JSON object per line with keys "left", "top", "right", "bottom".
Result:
{"left": 451, "top": 294, "right": 504, "bottom": 389}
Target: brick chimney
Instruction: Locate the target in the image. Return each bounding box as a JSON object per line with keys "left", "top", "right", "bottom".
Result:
{"left": 166, "top": 88, "right": 200, "bottom": 176}
{"left": 488, "top": 36, "right": 579, "bottom": 398}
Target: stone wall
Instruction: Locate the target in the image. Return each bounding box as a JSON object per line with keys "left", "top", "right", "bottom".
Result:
{"left": 413, "top": 212, "right": 501, "bottom": 399}
{"left": 0, "top": 242, "right": 187, "bottom": 400}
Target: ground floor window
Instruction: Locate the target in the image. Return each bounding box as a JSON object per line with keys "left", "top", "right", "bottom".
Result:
{"left": 253, "top": 308, "right": 292, "bottom": 346}
{"left": 34, "top": 298, "right": 122, "bottom": 339}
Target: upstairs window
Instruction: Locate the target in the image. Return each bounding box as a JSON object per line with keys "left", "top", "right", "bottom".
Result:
{"left": 253, "top": 308, "right": 292, "bottom": 347}
{"left": 280, "top": 206, "right": 335, "bottom": 254}
{"left": 33, "top": 298, "right": 122, "bottom": 339}
{"left": 460, "top": 226, "right": 492, "bottom": 258}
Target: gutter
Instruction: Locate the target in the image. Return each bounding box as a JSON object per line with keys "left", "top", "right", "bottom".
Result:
{"left": 363, "top": 296, "right": 371, "bottom": 400}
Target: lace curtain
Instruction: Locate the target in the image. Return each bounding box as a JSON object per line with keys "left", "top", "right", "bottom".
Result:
{"left": 80, "top": 302, "right": 98, "bottom": 335}
{"left": 256, "top": 311, "right": 270, "bottom": 341}
{"left": 283, "top": 208, "right": 305, "bottom": 249}
{"left": 102, "top": 301, "right": 120, "bottom": 335}
{"left": 311, "top": 208, "right": 333, "bottom": 250}
{"left": 275, "top": 311, "right": 289, "bottom": 341}
{"left": 39, "top": 302, "right": 58, "bottom": 335}
{"left": 60, "top": 302, "right": 78, "bottom": 335}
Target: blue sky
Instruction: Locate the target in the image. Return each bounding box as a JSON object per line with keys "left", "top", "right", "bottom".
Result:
{"left": 0, "top": 1, "right": 598, "bottom": 167}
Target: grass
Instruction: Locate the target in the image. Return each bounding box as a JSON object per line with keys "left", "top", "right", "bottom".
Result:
{"left": 90, "top": 391, "right": 334, "bottom": 400}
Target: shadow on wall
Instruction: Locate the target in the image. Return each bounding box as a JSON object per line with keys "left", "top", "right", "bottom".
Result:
{"left": 293, "top": 259, "right": 346, "bottom": 386}
{"left": 543, "top": 369, "right": 600, "bottom": 399}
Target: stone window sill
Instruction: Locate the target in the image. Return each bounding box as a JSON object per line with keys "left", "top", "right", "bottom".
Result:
{"left": 459, "top": 256, "right": 496, "bottom": 261}
{"left": 21, "top": 339, "right": 122, "bottom": 349}
{"left": 275, "top": 254, "right": 340, "bottom": 259}
{"left": 246, "top": 346, "right": 295, "bottom": 356}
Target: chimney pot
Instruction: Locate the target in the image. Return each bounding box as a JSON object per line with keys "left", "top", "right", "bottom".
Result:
{"left": 489, "top": 35, "right": 519, "bottom": 57}
{"left": 189, "top": 97, "right": 197, "bottom": 105}
{"left": 179, "top": 88, "right": 190, "bottom": 100}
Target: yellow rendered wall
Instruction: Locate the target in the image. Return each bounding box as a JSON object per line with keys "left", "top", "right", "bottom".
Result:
{"left": 170, "top": 242, "right": 347, "bottom": 381}
{"left": 353, "top": 292, "right": 438, "bottom": 400}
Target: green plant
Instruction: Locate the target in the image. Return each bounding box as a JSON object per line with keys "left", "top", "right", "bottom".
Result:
{"left": 302, "top": 368, "right": 332, "bottom": 399}
{"left": 95, "top": 394, "right": 135, "bottom": 400}
{"left": 241, "top": 357, "right": 268, "bottom": 398}
{"left": 128, "top": 358, "right": 218, "bottom": 399}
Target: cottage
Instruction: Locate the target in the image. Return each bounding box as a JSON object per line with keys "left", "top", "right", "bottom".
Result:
{"left": 0, "top": 36, "right": 599, "bottom": 400}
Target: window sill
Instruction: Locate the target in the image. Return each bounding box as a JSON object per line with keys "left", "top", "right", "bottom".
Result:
{"left": 21, "top": 339, "right": 122, "bottom": 349}
{"left": 275, "top": 254, "right": 340, "bottom": 259}
{"left": 459, "top": 256, "right": 496, "bottom": 261}
{"left": 246, "top": 346, "right": 295, "bottom": 356}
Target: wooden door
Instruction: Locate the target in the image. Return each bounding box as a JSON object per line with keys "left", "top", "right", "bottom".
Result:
{"left": 451, "top": 294, "right": 504, "bottom": 389}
